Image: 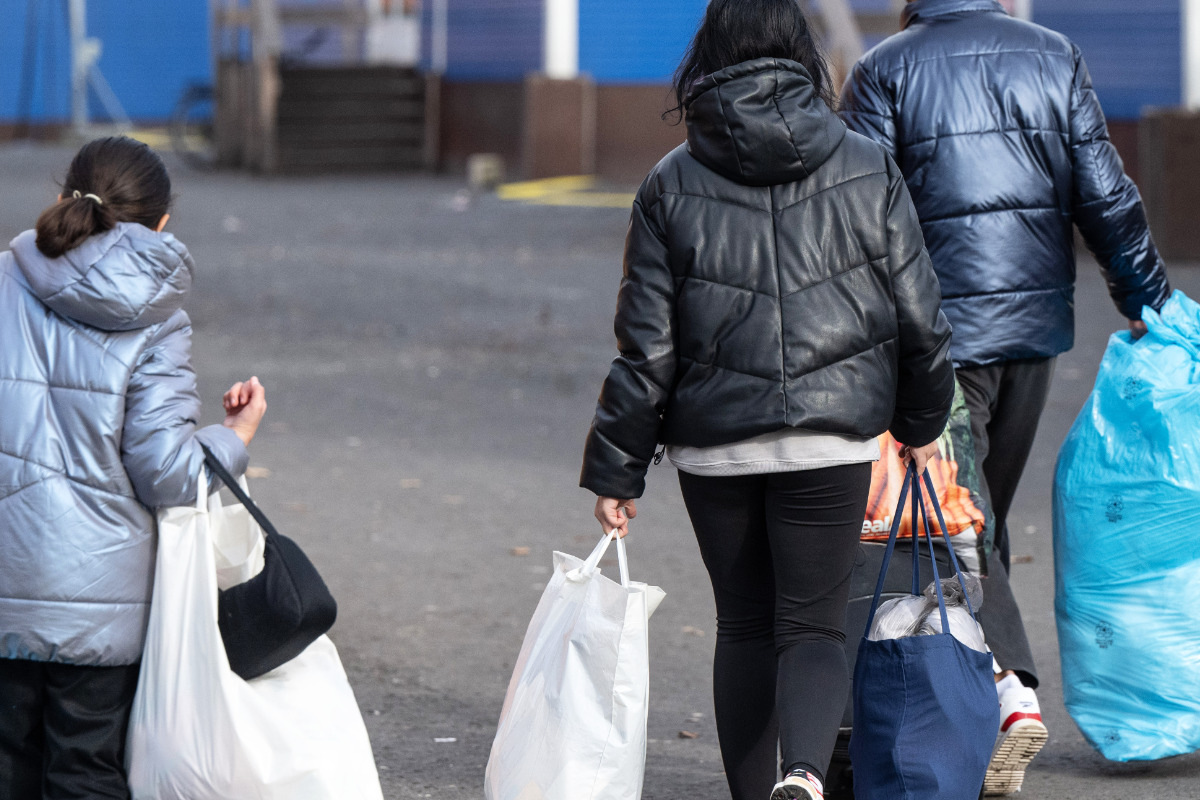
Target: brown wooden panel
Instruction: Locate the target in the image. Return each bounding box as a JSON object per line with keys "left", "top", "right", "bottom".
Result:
{"left": 437, "top": 81, "right": 525, "bottom": 174}
{"left": 522, "top": 76, "right": 593, "bottom": 179}
{"left": 1107, "top": 119, "right": 1140, "bottom": 187}
{"left": 1139, "top": 110, "right": 1200, "bottom": 261}
{"left": 0, "top": 123, "right": 67, "bottom": 142}
{"left": 595, "top": 85, "right": 686, "bottom": 183}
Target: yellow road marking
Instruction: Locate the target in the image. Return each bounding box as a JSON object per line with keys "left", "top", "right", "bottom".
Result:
{"left": 496, "top": 175, "right": 596, "bottom": 200}
{"left": 127, "top": 128, "right": 172, "bottom": 149}
{"left": 496, "top": 174, "right": 634, "bottom": 209}
{"left": 525, "top": 192, "right": 636, "bottom": 208}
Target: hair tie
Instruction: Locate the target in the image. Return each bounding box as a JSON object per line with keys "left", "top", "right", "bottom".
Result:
{"left": 71, "top": 190, "right": 104, "bottom": 205}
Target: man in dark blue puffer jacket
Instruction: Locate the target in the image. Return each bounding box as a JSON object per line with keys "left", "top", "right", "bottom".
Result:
{"left": 842, "top": 0, "right": 1171, "bottom": 794}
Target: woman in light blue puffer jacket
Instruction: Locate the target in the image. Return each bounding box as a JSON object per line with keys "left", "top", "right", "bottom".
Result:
{"left": 0, "top": 137, "right": 267, "bottom": 799}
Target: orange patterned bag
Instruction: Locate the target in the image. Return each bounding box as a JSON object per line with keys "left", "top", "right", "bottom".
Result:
{"left": 862, "top": 381, "right": 992, "bottom": 573}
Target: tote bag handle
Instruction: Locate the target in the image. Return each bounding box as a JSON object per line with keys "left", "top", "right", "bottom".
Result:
{"left": 863, "top": 462, "right": 978, "bottom": 637}
{"left": 918, "top": 470, "right": 978, "bottom": 620}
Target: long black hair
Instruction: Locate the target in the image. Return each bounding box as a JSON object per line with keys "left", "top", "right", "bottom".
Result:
{"left": 668, "top": 0, "right": 836, "bottom": 121}
{"left": 35, "top": 136, "right": 172, "bottom": 258}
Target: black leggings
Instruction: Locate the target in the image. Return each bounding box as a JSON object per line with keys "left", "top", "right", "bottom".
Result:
{"left": 678, "top": 463, "right": 872, "bottom": 800}
{"left": 0, "top": 658, "right": 139, "bottom": 800}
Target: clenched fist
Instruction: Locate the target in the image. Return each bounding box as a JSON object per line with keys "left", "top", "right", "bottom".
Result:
{"left": 222, "top": 376, "right": 267, "bottom": 446}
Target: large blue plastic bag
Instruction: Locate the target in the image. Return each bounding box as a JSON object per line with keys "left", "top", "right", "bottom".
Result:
{"left": 1053, "top": 290, "right": 1200, "bottom": 761}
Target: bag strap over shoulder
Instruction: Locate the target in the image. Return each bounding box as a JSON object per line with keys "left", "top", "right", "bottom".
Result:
{"left": 199, "top": 444, "right": 280, "bottom": 540}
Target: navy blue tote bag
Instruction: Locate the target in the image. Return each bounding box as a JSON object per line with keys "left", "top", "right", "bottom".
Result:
{"left": 850, "top": 465, "right": 999, "bottom": 799}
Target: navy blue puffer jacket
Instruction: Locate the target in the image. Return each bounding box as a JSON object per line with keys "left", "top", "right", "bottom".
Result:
{"left": 841, "top": 0, "right": 1170, "bottom": 367}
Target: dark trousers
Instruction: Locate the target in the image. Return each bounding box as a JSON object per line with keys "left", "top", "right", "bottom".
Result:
{"left": 0, "top": 658, "right": 139, "bottom": 800}
{"left": 678, "top": 463, "right": 872, "bottom": 800}
{"left": 956, "top": 357, "right": 1055, "bottom": 689}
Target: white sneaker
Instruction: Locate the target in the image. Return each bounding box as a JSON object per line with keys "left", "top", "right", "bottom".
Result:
{"left": 771, "top": 770, "right": 823, "bottom": 800}
{"left": 984, "top": 685, "right": 1048, "bottom": 795}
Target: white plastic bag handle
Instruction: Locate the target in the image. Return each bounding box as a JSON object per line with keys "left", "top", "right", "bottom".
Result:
{"left": 575, "top": 530, "right": 631, "bottom": 587}
{"left": 195, "top": 468, "right": 209, "bottom": 512}
{"left": 194, "top": 468, "right": 252, "bottom": 515}
{"left": 615, "top": 533, "right": 630, "bottom": 587}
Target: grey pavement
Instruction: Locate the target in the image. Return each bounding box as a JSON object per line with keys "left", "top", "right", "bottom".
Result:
{"left": 3, "top": 142, "right": 1200, "bottom": 799}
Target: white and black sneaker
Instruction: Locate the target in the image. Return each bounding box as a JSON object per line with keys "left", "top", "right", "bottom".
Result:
{"left": 771, "top": 769, "right": 824, "bottom": 800}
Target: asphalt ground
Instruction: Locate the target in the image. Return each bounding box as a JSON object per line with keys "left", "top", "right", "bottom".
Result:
{"left": 3, "top": 142, "right": 1200, "bottom": 799}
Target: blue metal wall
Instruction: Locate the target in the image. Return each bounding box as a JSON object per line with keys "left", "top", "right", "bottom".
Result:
{"left": 0, "top": 0, "right": 210, "bottom": 123}
{"left": 420, "top": 0, "right": 542, "bottom": 80}
{"left": 578, "top": 0, "right": 707, "bottom": 83}
{"left": 1034, "top": 0, "right": 1181, "bottom": 119}
{"left": 418, "top": 0, "right": 706, "bottom": 83}
{"left": 0, "top": 0, "right": 1180, "bottom": 120}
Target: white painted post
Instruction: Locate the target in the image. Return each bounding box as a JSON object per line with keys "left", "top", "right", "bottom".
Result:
{"left": 811, "top": 0, "right": 863, "bottom": 83}
{"left": 544, "top": 0, "right": 579, "bottom": 80}
{"left": 998, "top": 0, "right": 1032, "bottom": 18}
{"left": 431, "top": 0, "right": 449, "bottom": 73}
{"left": 69, "top": 0, "right": 89, "bottom": 133}
{"left": 1186, "top": 0, "right": 1200, "bottom": 109}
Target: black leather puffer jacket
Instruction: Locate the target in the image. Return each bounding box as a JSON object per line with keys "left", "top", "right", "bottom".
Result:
{"left": 580, "top": 58, "right": 955, "bottom": 500}
{"left": 840, "top": 0, "right": 1170, "bottom": 368}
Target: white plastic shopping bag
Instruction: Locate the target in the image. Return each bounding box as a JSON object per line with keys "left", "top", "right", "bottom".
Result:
{"left": 210, "top": 473, "right": 265, "bottom": 589}
{"left": 484, "top": 531, "right": 666, "bottom": 800}
{"left": 126, "top": 474, "right": 384, "bottom": 800}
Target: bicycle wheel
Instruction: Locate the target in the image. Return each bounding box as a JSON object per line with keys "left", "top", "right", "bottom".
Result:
{"left": 170, "top": 84, "right": 216, "bottom": 170}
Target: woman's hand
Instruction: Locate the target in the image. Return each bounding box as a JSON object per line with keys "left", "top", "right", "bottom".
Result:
{"left": 594, "top": 496, "right": 637, "bottom": 538}
{"left": 222, "top": 376, "right": 267, "bottom": 446}
{"left": 898, "top": 441, "right": 939, "bottom": 475}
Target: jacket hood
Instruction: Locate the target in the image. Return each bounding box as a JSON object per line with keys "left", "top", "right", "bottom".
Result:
{"left": 902, "top": 0, "right": 1006, "bottom": 28}
{"left": 10, "top": 223, "right": 194, "bottom": 332}
{"left": 685, "top": 58, "right": 847, "bottom": 186}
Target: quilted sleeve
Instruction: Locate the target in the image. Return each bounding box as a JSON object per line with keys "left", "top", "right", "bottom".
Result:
{"left": 121, "top": 310, "right": 248, "bottom": 508}
{"left": 884, "top": 158, "right": 955, "bottom": 447}
{"left": 840, "top": 58, "right": 898, "bottom": 158}
{"left": 1069, "top": 45, "right": 1170, "bottom": 319}
{"left": 579, "top": 188, "right": 677, "bottom": 500}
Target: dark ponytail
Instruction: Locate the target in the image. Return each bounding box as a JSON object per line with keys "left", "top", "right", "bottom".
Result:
{"left": 35, "top": 137, "right": 172, "bottom": 259}
{"left": 667, "top": 0, "right": 836, "bottom": 122}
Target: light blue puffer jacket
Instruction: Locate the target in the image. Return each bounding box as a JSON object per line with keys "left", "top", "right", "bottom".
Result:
{"left": 0, "top": 223, "right": 248, "bottom": 666}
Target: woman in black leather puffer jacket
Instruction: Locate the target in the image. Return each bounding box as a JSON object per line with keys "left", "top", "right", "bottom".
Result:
{"left": 579, "top": 2, "right": 955, "bottom": 798}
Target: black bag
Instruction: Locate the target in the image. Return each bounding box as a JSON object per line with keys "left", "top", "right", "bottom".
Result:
{"left": 201, "top": 446, "right": 338, "bottom": 680}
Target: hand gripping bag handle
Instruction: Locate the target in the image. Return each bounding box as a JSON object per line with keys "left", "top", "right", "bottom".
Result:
{"left": 1142, "top": 296, "right": 1200, "bottom": 361}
